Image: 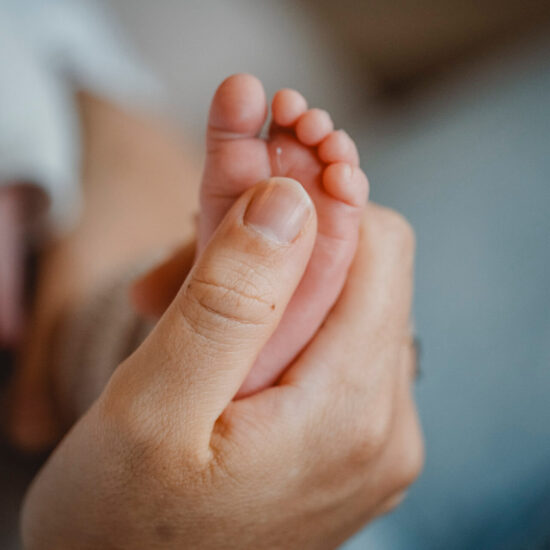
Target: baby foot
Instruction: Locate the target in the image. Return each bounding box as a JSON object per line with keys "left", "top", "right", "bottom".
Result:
{"left": 199, "top": 74, "right": 368, "bottom": 397}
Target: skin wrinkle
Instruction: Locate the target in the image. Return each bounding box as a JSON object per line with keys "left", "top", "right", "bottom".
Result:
{"left": 174, "top": 289, "right": 263, "bottom": 351}
{"left": 192, "top": 262, "right": 275, "bottom": 305}
{"left": 183, "top": 222, "right": 304, "bottom": 340}
{"left": 190, "top": 279, "right": 273, "bottom": 322}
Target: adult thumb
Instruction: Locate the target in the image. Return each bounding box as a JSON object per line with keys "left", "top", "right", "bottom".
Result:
{"left": 131, "top": 177, "right": 316, "bottom": 437}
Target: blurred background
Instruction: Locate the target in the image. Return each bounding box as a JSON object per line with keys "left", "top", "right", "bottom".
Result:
{"left": 1, "top": 1, "right": 550, "bottom": 548}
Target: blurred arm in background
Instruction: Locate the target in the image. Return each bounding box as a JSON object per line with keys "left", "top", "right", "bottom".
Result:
{"left": 1, "top": 0, "right": 200, "bottom": 452}
{"left": 0, "top": 11, "right": 78, "bottom": 348}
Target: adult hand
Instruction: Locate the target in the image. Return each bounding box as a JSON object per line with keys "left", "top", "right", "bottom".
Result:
{"left": 22, "top": 177, "right": 422, "bottom": 549}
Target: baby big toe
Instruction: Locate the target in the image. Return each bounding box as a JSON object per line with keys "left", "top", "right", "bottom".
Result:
{"left": 208, "top": 73, "right": 267, "bottom": 141}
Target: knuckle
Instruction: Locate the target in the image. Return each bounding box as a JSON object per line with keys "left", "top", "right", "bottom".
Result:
{"left": 395, "top": 433, "right": 425, "bottom": 490}
{"left": 383, "top": 210, "right": 415, "bottom": 252}
{"left": 372, "top": 206, "right": 416, "bottom": 263}
{"left": 330, "top": 369, "right": 395, "bottom": 467}
{"left": 348, "top": 406, "right": 393, "bottom": 465}
{"left": 363, "top": 411, "right": 393, "bottom": 456}
{"left": 181, "top": 258, "right": 276, "bottom": 335}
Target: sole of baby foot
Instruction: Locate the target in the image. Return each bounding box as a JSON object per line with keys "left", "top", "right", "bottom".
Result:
{"left": 199, "top": 75, "right": 369, "bottom": 397}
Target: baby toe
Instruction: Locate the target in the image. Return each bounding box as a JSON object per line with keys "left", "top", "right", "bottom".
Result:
{"left": 295, "top": 109, "right": 333, "bottom": 146}
{"left": 318, "top": 130, "right": 360, "bottom": 166}
{"left": 272, "top": 89, "right": 308, "bottom": 127}
{"left": 322, "top": 163, "right": 369, "bottom": 207}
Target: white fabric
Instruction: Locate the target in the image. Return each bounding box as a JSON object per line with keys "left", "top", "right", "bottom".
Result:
{"left": 0, "top": 0, "right": 161, "bottom": 231}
